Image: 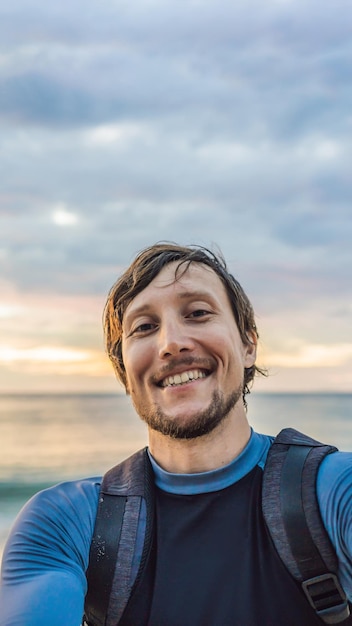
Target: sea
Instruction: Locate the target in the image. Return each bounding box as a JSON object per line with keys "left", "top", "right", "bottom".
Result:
{"left": 0, "top": 392, "right": 351, "bottom": 560}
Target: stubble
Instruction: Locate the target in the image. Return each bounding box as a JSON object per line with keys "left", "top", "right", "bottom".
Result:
{"left": 135, "top": 386, "right": 243, "bottom": 440}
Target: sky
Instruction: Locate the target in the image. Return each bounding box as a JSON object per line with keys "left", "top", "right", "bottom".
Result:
{"left": 1, "top": 0, "right": 351, "bottom": 394}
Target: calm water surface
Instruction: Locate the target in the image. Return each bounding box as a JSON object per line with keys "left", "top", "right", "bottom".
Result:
{"left": 0, "top": 392, "right": 351, "bottom": 557}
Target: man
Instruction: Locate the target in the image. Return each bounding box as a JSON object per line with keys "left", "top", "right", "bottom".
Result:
{"left": 1, "top": 242, "right": 352, "bottom": 625}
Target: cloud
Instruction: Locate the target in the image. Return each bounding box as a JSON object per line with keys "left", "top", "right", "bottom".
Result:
{"left": 52, "top": 205, "right": 79, "bottom": 226}
{"left": 265, "top": 343, "right": 352, "bottom": 368}
{"left": 1, "top": 0, "right": 352, "bottom": 392}
{"left": 1, "top": 0, "right": 352, "bottom": 136}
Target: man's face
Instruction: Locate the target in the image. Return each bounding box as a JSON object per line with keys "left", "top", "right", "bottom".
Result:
{"left": 121, "top": 262, "right": 256, "bottom": 439}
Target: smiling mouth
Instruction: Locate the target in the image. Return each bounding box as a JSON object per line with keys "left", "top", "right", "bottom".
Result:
{"left": 160, "top": 369, "right": 208, "bottom": 388}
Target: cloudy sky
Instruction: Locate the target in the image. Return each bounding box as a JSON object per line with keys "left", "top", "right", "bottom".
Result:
{"left": 1, "top": 0, "right": 351, "bottom": 393}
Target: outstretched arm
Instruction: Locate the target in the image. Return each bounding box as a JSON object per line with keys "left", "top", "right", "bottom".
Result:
{"left": 0, "top": 478, "right": 100, "bottom": 626}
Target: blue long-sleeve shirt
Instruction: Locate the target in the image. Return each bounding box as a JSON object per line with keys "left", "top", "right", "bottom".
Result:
{"left": 1, "top": 430, "right": 352, "bottom": 625}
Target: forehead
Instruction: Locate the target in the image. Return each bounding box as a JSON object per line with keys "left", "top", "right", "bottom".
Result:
{"left": 150, "top": 261, "right": 222, "bottom": 289}
{"left": 125, "top": 261, "right": 228, "bottom": 315}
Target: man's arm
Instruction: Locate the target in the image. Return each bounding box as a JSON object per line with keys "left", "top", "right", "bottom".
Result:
{"left": 317, "top": 450, "right": 352, "bottom": 600}
{"left": 0, "top": 478, "right": 100, "bottom": 626}
{"left": 0, "top": 571, "right": 85, "bottom": 626}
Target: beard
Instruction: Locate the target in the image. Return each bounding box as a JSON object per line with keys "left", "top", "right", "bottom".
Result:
{"left": 135, "top": 386, "right": 243, "bottom": 440}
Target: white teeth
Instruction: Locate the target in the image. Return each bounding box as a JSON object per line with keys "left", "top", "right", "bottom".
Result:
{"left": 161, "top": 369, "right": 206, "bottom": 387}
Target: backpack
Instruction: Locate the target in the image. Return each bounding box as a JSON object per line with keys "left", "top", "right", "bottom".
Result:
{"left": 83, "top": 428, "right": 351, "bottom": 626}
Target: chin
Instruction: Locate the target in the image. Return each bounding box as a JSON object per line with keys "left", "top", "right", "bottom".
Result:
{"left": 138, "top": 387, "right": 243, "bottom": 440}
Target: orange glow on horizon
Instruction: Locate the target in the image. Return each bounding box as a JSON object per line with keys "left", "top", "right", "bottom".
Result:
{"left": 0, "top": 345, "right": 113, "bottom": 377}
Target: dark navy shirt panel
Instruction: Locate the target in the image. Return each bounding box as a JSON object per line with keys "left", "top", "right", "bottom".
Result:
{"left": 148, "top": 465, "right": 324, "bottom": 626}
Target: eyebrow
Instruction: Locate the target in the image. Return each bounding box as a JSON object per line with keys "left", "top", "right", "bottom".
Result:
{"left": 175, "top": 289, "right": 215, "bottom": 301}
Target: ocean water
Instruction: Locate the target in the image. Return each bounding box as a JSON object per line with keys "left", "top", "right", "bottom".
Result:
{"left": 0, "top": 392, "right": 351, "bottom": 559}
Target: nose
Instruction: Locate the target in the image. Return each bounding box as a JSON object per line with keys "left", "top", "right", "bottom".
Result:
{"left": 158, "top": 318, "right": 195, "bottom": 358}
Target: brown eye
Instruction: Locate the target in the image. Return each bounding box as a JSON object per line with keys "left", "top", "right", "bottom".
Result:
{"left": 189, "top": 310, "right": 209, "bottom": 318}
{"left": 135, "top": 323, "right": 155, "bottom": 333}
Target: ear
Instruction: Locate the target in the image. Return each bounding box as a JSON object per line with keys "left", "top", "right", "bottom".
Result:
{"left": 244, "top": 331, "right": 257, "bottom": 367}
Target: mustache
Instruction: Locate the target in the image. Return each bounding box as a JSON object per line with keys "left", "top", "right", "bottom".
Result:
{"left": 151, "top": 356, "right": 216, "bottom": 384}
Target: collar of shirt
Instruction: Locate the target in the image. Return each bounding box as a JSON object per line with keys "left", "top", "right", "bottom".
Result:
{"left": 147, "top": 430, "right": 274, "bottom": 495}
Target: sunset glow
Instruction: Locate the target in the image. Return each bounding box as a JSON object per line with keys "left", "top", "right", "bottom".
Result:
{"left": 264, "top": 344, "right": 352, "bottom": 369}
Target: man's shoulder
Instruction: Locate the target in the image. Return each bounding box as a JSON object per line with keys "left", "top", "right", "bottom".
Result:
{"left": 27, "top": 476, "right": 102, "bottom": 511}
{"left": 8, "top": 477, "right": 102, "bottom": 553}
{"left": 2, "top": 477, "right": 103, "bottom": 581}
{"left": 317, "top": 449, "right": 352, "bottom": 494}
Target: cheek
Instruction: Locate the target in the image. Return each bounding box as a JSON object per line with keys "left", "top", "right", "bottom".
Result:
{"left": 122, "top": 345, "right": 149, "bottom": 387}
{"left": 223, "top": 336, "right": 250, "bottom": 369}
{"left": 121, "top": 348, "right": 135, "bottom": 391}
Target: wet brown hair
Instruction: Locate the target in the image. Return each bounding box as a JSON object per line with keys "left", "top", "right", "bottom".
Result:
{"left": 104, "top": 242, "right": 266, "bottom": 404}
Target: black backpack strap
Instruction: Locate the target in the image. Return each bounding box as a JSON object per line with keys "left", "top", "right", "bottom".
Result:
{"left": 262, "top": 428, "right": 350, "bottom": 625}
{"left": 84, "top": 447, "right": 155, "bottom": 626}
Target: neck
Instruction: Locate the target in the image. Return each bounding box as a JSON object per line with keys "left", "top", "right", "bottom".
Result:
{"left": 148, "top": 408, "right": 251, "bottom": 474}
